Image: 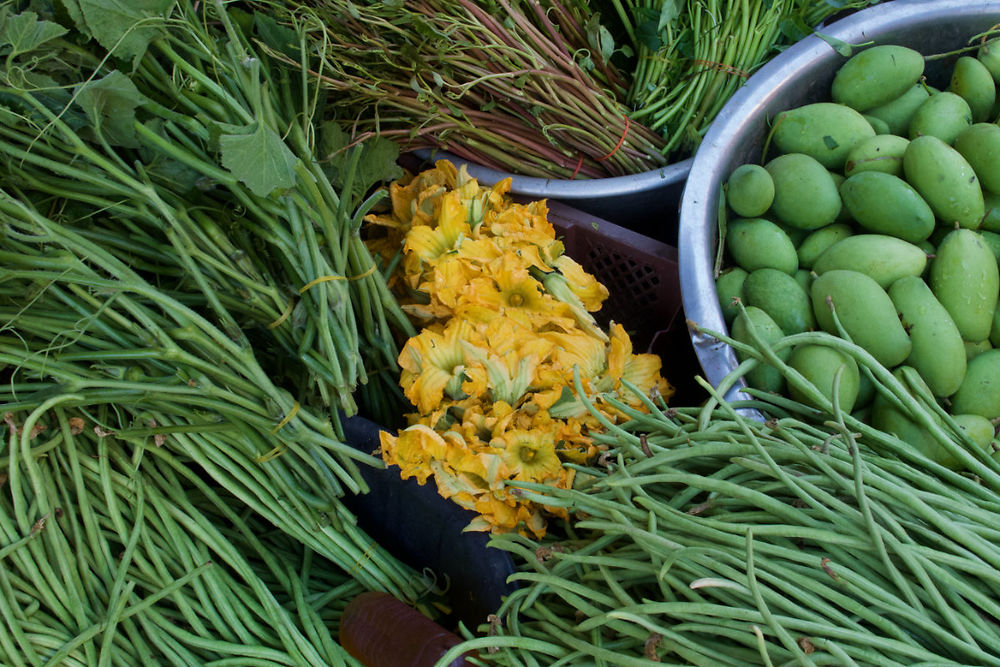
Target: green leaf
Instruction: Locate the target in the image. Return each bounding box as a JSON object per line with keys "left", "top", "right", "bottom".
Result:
{"left": 597, "top": 25, "right": 614, "bottom": 64}
{"left": 319, "top": 122, "right": 403, "bottom": 199}
{"left": 219, "top": 123, "right": 298, "bottom": 197}
{"left": 74, "top": 70, "right": 148, "bottom": 147}
{"left": 634, "top": 8, "right": 662, "bottom": 51}
{"left": 657, "top": 0, "right": 681, "bottom": 31}
{"left": 815, "top": 31, "right": 854, "bottom": 58}
{"left": 70, "top": 0, "right": 176, "bottom": 64}
{"left": 253, "top": 12, "right": 299, "bottom": 59}
{"left": 0, "top": 10, "right": 67, "bottom": 59}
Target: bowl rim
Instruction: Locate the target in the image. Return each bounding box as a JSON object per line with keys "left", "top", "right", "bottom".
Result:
{"left": 412, "top": 148, "right": 694, "bottom": 199}
{"left": 678, "top": 0, "right": 1000, "bottom": 401}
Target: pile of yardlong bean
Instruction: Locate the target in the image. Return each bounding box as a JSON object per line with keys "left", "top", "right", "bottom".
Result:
{"left": 0, "top": 402, "right": 369, "bottom": 665}
{"left": 0, "top": 189, "right": 427, "bottom": 603}
{"left": 439, "top": 324, "right": 1000, "bottom": 664}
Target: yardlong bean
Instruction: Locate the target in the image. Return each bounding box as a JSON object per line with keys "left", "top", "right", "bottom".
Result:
{"left": 445, "top": 328, "right": 1000, "bottom": 664}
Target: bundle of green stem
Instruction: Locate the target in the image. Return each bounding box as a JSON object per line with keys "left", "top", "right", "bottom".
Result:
{"left": 0, "top": 189, "right": 425, "bottom": 603}
{"left": 437, "top": 324, "right": 1000, "bottom": 664}
{"left": 0, "top": 0, "right": 414, "bottom": 426}
{"left": 252, "top": 0, "right": 670, "bottom": 179}
{"left": 617, "top": 0, "right": 881, "bottom": 157}
{"left": 0, "top": 403, "right": 369, "bottom": 665}
{"left": 0, "top": 2, "right": 428, "bottom": 601}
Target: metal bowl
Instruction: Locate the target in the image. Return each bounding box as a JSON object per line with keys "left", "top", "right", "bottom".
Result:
{"left": 412, "top": 149, "right": 692, "bottom": 240}
{"left": 679, "top": 0, "right": 1000, "bottom": 400}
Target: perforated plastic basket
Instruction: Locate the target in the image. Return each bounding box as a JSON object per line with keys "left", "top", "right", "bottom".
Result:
{"left": 542, "top": 200, "right": 702, "bottom": 403}
{"left": 543, "top": 199, "right": 681, "bottom": 344}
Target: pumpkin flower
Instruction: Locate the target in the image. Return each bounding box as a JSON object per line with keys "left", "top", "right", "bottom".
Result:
{"left": 367, "top": 159, "right": 675, "bottom": 538}
{"left": 458, "top": 256, "right": 576, "bottom": 330}
{"left": 494, "top": 428, "right": 563, "bottom": 483}
{"left": 545, "top": 330, "right": 608, "bottom": 382}
{"left": 552, "top": 254, "right": 610, "bottom": 312}
{"left": 403, "top": 191, "right": 471, "bottom": 277}
{"left": 397, "top": 319, "right": 477, "bottom": 414}
{"left": 379, "top": 425, "right": 449, "bottom": 485}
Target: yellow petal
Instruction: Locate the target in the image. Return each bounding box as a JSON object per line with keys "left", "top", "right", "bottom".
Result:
{"left": 552, "top": 255, "right": 609, "bottom": 312}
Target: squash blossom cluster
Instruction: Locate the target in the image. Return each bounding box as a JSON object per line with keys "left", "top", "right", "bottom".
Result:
{"left": 365, "top": 161, "right": 673, "bottom": 537}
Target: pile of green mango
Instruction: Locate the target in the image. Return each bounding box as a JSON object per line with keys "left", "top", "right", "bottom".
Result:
{"left": 717, "top": 36, "right": 1000, "bottom": 467}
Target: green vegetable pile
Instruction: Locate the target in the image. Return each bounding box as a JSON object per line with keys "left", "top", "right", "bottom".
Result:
{"left": 8, "top": 2, "right": 1000, "bottom": 666}
{"left": 716, "top": 34, "right": 1000, "bottom": 469}
{"left": 439, "top": 325, "right": 1000, "bottom": 665}
{"left": 0, "top": 0, "right": 438, "bottom": 657}
{"left": 245, "top": 0, "right": 882, "bottom": 179}
{"left": 1, "top": 403, "right": 369, "bottom": 666}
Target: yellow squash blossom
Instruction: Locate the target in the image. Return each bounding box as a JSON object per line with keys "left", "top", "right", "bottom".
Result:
{"left": 553, "top": 254, "right": 610, "bottom": 312}
{"left": 367, "top": 160, "right": 674, "bottom": 538}
{"left": 397, "top": 319, "right": 478, "bottom": 414}
{"left": 494, "top": 428, "right": 563, "bottom": 484}
{"left": 379, "top": 424, "right": 449, "bottom": 485}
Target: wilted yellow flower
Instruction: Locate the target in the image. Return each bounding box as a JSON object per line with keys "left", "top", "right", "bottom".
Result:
{"left": 403, "top": 191, "right": 471, "bottom": 276}
{"left": 553, "top": 254, "right": 610, "bottom": 312}
{"left": 380, "top": 425, "right": 449, "bottom": 485}
{"left": 398, "top": 319, "right": 477, "bottom": 414}
{"left": 494, "top": 428, "right": 563, "bottom": 484}
{"left": 544, "top": 330, "right": 608, "bottom": 381}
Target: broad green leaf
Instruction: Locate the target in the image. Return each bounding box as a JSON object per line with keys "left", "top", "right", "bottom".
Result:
{"left": 219, "top": 123, "right": 298, "bottom": 197}
{"left": 253, "top": 13, "right": 299, "bottom": 59}
{"left": 320, "top": 122, "right": 403, "bottom": 199}
{"left": 72, "top": 0, "right": 176, "bottom": 64}
{"left": 75, "top": 70, "right": 148, "bottom": 147}
{"left": 0, "top": 10, "right": 67, "bottom": 59}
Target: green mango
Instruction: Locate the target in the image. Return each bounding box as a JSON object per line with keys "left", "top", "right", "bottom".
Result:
{"left": 731, "top": 306, "right": 788, "bottom": 394}
{"left": 951, "top": 349, "right": 1000, "bottom": 420}
{"left": 866, "top": 84, "right": 931, "bottom": 136}
{"left": 929, "top": 229, "right": 999, "bottom": 343}
{"left": 771, "top": 102, "right": 876, "bottom": 170}
{"left": 889, "top": 275, "right": 966, "bottom": 397}
{"left": 953, "top": 123, "right": 1000, "bottom": 195}
{"left": 977, "top": 36, "right": 1000, "bottom": 84}
{"left": 797, "top": 223, "right": 853, "bottom": 270}
{"left": 863, "top": 114, "right": 891, "bottom": 135}
{"left": 950, "top": 56, "right": 997, "bottom": 123}
{"left": 812, "top": 234, "right": 928, "bottom": 289}
{"left": 787, "top": 344, "right": 860, "bottom": 412}
{"left": 838, "top": 171, "right": 935, "bottom": 242}
{"left": 844, "top": 134, "right": 909, "bottom": 178}
{"left": 903, "top": 135, "right": 985, "bottom": 229}
{"left": 831, "top": 44, "right": 925, "bottom": 111}
{"left": 810, "top": 269, "right": 911, "bottom": 368}
{"left": 725, "top": 218, "right": 798, "bottom": 274}
{"left": 716, "top": 266, "right": 748, "bottom": 325}
{"left": 982, "top": 191, "right": 1000, "bottom": 233}
{"left": 908, "top": 92, "right": 973, "bottom": 144}
{"left": 726, "top": 164, "right": 775, "bottom": 218}
{"left": 743, "top": 267, "right": 816, "bottom": 335}
{"left": 765, "top": 153, "right": 843, "bottom": 230}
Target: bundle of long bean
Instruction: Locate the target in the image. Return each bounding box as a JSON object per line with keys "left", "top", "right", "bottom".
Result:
{"left": 437, "top": 322, "right": 1000, "bottom": 664}
{"left": 0, "top": 189, "right": 428, "bottom": 602}
{"left": 616, "top": 0, "right": 880, "bottom": 158}
{"left": 252, "top": 0, "right": 670, "bottom": 179}
{"left": 0, "top": 0, "right": 414, "bottom": 426}
{"left": 0, "top": 402, "right": 373, "bottom": 665}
